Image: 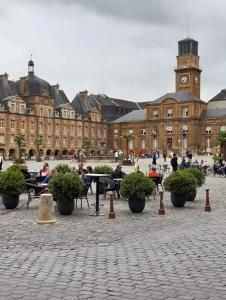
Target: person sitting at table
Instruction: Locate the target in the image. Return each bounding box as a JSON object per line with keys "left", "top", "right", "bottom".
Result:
{"left": 38, "top": 162, "right": 50, "bottom": 177}
{"left": 148, "top": 165, "right": 159, "bottom": 177}
{"left": 86, "top": 166, "right": 93, "bottom": 173}
{"left": 76, "top": 162, "right": 84, "bottom": 175}
{"left": 41, "top": 169, "right": 56, "bottom": 184}
{"left": 81, "top": 169, "right": 92, "bottom": 187}
{"left": 112, "top": 165, "right": 125, "bottom": 179}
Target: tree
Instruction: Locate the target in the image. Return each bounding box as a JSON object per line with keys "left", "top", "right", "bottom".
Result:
{"left": 216, "top": 131, "right": 226, "bottom": 144}
{"left": 122, "top": 132, "right": 135, "bottom": 160}
{"left": 82, "top": 138, "right": 92, "bottom": 157}
{"left": 34, "top": 137, "right": 43, "bottom": 162}
{"left": 14, "top": 133, "right": 25, "bottom": 160}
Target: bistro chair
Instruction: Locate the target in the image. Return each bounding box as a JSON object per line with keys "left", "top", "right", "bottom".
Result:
{"left": 75, "top": 185, "right": 90, "bottom": 209}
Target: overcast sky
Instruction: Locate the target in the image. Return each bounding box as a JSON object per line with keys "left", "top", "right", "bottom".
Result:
{"left": 0, "top": 0, "right": 226, "bottom": 102}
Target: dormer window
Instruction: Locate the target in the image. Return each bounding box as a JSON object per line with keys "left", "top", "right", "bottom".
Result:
{"left": 153, "top": 111, "right": 158, "bottom": 118}
{"left": 11, "top": 103, "right": 15, "bottom": 112}
{"left": 167, "top": 109, "right": 173, "bottom": 117}
{"left": 206, "top": 126, "right": 211, "bottom": 134}
{"left": 141, "top": 128, "right": 146, "bottom": 136}
{"left": 182, "top": 107, "right": 189, "bottom": 117}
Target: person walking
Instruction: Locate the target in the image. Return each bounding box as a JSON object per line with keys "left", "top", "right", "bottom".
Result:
{"left": 0, "top": 154, "right": 3, "bottom": 171}
{"left": 152, "top": 151, "right": 157, "bottom": 165}
{"left": 114, "top": 150, "right": 119, "bottom": 162}
{"left": 171, "top": 153, "right": 178, "bottom": 172}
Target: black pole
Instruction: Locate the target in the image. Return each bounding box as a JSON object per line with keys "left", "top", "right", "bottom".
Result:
{"left": 96, "top": 177, "right": 100, "bottom": 215}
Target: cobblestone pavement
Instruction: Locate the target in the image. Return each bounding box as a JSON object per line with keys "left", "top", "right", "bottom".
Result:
{"left": 0, "top": 159, "right": 226, "bottom": 299}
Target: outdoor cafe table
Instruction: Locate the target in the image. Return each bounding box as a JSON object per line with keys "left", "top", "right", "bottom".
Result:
{"left": 87, "top": 173, "right": 110, "bottom": 216}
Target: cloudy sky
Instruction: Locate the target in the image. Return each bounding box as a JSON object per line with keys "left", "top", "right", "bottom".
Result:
{"left": 0, "top": 0, "right": 226, "bottom": 102}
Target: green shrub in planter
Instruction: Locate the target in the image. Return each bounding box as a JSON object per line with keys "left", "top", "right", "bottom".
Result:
{"left": 181, "top": 168, "right": 206, "bottom": 187}
{"left": 163, "top": 170, "right": 197, "bottom": 207}
{"left": 54, "top": 163, "right": 72, "bottom": 174}
{"left": 94, "top": 165, "right": 113, "bottom": 174}
{"left": 120, "top": 172, "right": 155, "bottom": 213}
{"left": 0, "top": 168, "right": 25, "bottom": 209}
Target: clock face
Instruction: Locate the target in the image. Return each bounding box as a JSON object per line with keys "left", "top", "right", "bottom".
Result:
{"left": 180, "top": 75, "right": 188, "bottom": 85}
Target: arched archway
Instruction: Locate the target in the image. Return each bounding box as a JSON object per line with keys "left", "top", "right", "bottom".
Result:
{"left": 54, "top": 149, "right": 60, "bottom": 157}
{"left": 46, "top": 149, "right": 52, "bottom": 156}
{"left": 62, "top": 149, "right": 68, "bottom": 155}
{"left": 69, "top": 150, "right": 75, "bottom": 155}
{"left": 9, "top": 149, "right": 16, "bottom": 160}
{"left": 0, "top": 148, "right": 6, "bottom": 159}
{"left": 28, "top": 149, "right": 36, "bottom": 159}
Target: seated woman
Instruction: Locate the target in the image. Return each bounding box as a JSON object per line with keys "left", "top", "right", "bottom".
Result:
{"left": 38, "top": 162, "right": 50, "bottom": 178}
{"left": 41, "top": 169, "right": 56, "bottom": 184}
{"left": 148, "top": 166, "right": 159, "bottom": 177}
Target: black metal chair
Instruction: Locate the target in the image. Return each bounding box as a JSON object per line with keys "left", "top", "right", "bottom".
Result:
{"left": 99, "top": 177, "right": 116, "bottom": 199}
{"left": 149, "top": 175, "right": 164, "bottom": 200}
{"left": 75, "top": 185, "right": 90, "bottom": 209}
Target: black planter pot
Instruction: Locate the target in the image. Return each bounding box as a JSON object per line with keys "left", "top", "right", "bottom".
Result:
{"left": 128, "top": 197, "right": 145, "bottom": 213}
{"left": 185, "top": 188, "right": 197, "bottom": 201}
{"left": 57, "top": 199, "right": 74, "bottom": 215}
{"left": 2, "top": 194, "right": 19, "bottom": 209}
{"left": 171, "top": 193, "right": 186, "bottom": 207}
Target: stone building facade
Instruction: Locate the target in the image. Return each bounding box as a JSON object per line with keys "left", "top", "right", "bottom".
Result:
{"left": 0, "top": 61, "right": 109, "bottom": 159}
{"left": 111, "top": 37, "right": 226, "bottom": 155}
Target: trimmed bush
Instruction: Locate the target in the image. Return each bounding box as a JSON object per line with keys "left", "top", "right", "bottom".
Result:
{"left": 120, "top": 172, "right": 155, "bottom": 199}
{"left": 48, "top": 173, "right": 83, "bottom": 202}
{"left": 181, "top": 168, "right": 206, "bottom": 187}
{"left": 163, "top": 170, "right": 197, "bottom": 195}
{"left": 94, "top": 165, "right": 113, "bottom": 174}
{"left": 0, "top": 168, "right": 25, "bottom": 196}
{"left": 54, "top": 163, "right": 72, "bottom": 174}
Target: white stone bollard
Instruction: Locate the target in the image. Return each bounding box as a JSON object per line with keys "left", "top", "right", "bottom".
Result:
{"left": 37, "top": 193, "right": 57, "bottom": 224}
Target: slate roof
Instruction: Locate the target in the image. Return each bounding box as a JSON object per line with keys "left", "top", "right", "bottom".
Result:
{"left": 21, "top": 73, "right": 53, "bottom": 97}
{"left": 111, "top": 109, "right": 146, "bottom": 123}
{"left": 0, "top": 80, "right": 17, "bottom": 101}
{"left": 71, "top": 93, "right": 148, "bottom": 116}
{"left": 52, "top": 88, "right": 70, "bottom": 108}
{"left": 151, "top": 91, "right": 204, "bottom": 104}
{"left": 200, "top": 109, "right": 226, "bottom": 118}
{"left": 209, "top": 89, "right": 226, "bottom": 102}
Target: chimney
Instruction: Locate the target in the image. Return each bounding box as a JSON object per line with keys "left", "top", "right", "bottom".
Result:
{"left": 52, "top": 83, "right": 60, "bottom": 95}
{"left": 79, "top": 90, "right": 88, "bottom": 100}
{"left": 0, "top": 73, "right": 9, "bottom": 87}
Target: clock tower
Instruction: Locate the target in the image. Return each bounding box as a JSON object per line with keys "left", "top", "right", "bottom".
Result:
{"left": 175, "top": 37, "right": 201, "bottom": 98}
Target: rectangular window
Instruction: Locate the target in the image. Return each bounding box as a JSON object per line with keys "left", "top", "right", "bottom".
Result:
{"left": 0, "top": 120, "right": 4, "bottom": 128}
{"left": 31, "top": 122, "right": 35, "bottom": 130}
{"left": 39, "top": 122, "right": 43, "bottom": 132}
{"left": 11, "top": 103, "right": 15, "bottom": 112}
{"left": 114, "top": 129, "right": 118, "bottom": 136}
{"left": 10, "top": 120, "right": 15, "bottom": 129}
{"left": 181, "top": 125, "right": 188, "bottom": 133}
{"left": 166, "top": 125, "right": 173, "bottom": 134}
{"left": 10, "top": 134, "right": 15, "bottom": 143}
{"left": 56, "top": 124, "right": 59, "bottom": 132}
{"left": 167, "top": 109, "right": 173, "bottom": 117}
{"left": 21, "top": 121, "right": 25, "bottom": 130}
{"left": 153, "top": 111, "right": 158, "bottom": 118}
{"left": 0, "top": 133, "right": 5, "bottom": 143}
{"left": 182, "top": 108, "right": 189, "bottom": 117}
{"left": 141, "top": 128, "right": 146, "bottom": 136}
{"left": 48, "top": 124, "right": 51, "bottom": 134}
